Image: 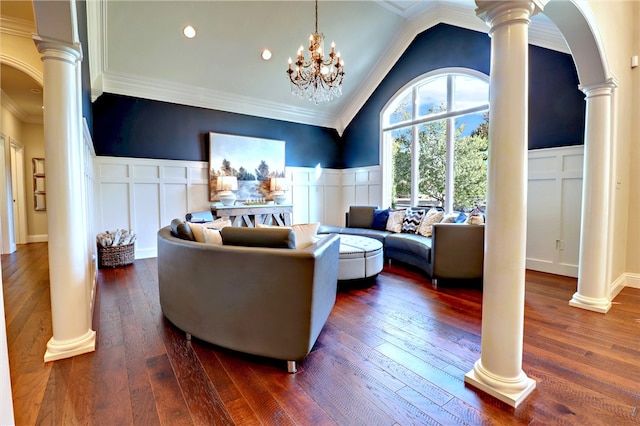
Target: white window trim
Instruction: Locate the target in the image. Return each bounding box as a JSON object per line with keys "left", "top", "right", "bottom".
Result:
{"left": 379, "top": 67, "right": 489, "bottom": 210}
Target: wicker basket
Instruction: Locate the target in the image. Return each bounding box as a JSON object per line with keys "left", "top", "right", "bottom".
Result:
{"left": 98, "top": 242, "right": 135, "bottom": 268}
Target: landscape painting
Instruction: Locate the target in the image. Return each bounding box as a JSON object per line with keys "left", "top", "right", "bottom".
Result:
{"left": 209, "top": 132, "right": 285, "bottom": 202}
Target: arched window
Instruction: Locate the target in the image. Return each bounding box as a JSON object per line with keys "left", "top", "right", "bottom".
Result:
{"left": 380, "top": 69, "right": 489, "bottom": 213}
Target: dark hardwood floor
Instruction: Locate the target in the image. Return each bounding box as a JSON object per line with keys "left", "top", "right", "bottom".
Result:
{"left": 3, "top": 242, "right": 640, "bottom": 425}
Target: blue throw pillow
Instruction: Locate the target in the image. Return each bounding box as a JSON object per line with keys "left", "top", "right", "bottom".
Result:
{"left": 454, "top": 212, "right": 467, "bottom": 223}
{"left": 371, "top": 208, "right": 390, "bottom": 230}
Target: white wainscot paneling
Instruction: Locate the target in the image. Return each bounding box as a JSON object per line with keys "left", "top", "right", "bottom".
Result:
{"left": 133, "top": 183, "right": 161, "bottom": 259}
{"left": 96, "top": 156, "right": 208, "bottom": 260}
{"left": 526, "top": 146, "right": 583, "bottom": 278}
{"left": 163, "top": 183, "right": 189, "bottom": 225}
{"left": 100, "top": 182, "right": 131, "bottom": 231}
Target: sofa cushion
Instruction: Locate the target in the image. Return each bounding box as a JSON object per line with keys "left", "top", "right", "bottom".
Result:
{"left": 348, "top": 206, "right": 376, "bottom": 229}
{"left": 371, "top": 208, "right": 390, "bottom": 230}
{"left": 257, "top": 222, "right": 320, "bottom": 249}
{"left": 417, "top": 209, "right": 443, "bottom": 237}
{"left": 384, "top": 233, "right": 432, "bottom": 260}
{"left": 386, "top": 209, "right": 405, "bottom": 233}
{"left": 402, "top": 209, "right": 425, "bottom": 233}
{"left": 170, "top": 219, "right": 195, "bottom": 241}
{"left": 221, "top": 227, "right": 296, "bottom": 249}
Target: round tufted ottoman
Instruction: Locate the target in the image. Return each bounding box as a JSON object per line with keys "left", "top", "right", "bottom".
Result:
{"left": 338, "top": 235, "right": 384, "bottom": 281}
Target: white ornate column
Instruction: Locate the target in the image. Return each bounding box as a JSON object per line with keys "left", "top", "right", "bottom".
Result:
{"left": 570, "top": 81, "right": 616, "bottom": 312}
{"left": 464, "top": 0, "right": 543, "bottom": 407}
{"left": 34, "top": 37, "right": 96, "bottom": 362}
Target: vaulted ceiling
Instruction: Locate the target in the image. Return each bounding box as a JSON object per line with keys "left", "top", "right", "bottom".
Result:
{"left": 1, "top": 1, "right": 568, "bottom": 131}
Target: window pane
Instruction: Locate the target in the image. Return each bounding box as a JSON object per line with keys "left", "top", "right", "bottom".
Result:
{"left": 417, "top": 76, "right": 447, "bottom": 118}
{"left": 453, "top": 75, "right": 489, "bottom": 111}
{"left": 417, "top": 120, "right": 446, "bottom": 208}
{"left": 389, "top": 128, "right": 412, "bottom": 208}
{"left": 452, "top": 114, "right": 488, "bottom": 211}
{"left": 388, "top": 92, "right": 413, "bottom": 126}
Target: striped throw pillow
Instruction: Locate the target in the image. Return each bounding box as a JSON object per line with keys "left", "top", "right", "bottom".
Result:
{"left": 401, "top": 209, "right": 425, "bottom": 233}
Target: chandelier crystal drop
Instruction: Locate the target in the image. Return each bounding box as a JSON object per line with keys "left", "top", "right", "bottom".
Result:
{"left": 287, "top": 0, "right": 345, "bottom": 104}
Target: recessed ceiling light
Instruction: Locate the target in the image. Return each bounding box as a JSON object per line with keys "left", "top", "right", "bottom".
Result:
{"left": 183, "top": 25, "right": 196, "bottom": 39}
{"left": 30, "top": 88, "right": 42, "bottom": 94}
{"left": 261, "top": 49, "right": 272, "bottom": 61}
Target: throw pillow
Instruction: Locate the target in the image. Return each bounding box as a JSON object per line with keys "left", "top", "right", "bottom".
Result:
{"left": 371, "top": 208, "right": 390, "bottom": 230}
{"left": 440, "top": 213, "right": 457, "bottom": 223}
{"left": 454, "top": 212, "right": 467, "bottom": 223}
{"left": 465, "top": 208, "right": 485, "bottom": 225}
{"left": 170, "top": 218, "right": 195, "bottom": 241}
{"left": 401, "top": 209, "right": 425, "bottom": 233}
{"left": 202, "top": 228, "right": 223, "bottom": 245}
{"left": 417, "top": 208, "right": 444, "bottom": 237}
{"left": 189, "top": 219, "right": 232, "bottom": 243}
{"left": 385, "top": 209, "right": 405, "bottom": 233}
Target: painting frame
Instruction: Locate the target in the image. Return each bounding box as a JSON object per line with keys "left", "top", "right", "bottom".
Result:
{"left": 209, "top": 132, "right": 285, "bottom": 202}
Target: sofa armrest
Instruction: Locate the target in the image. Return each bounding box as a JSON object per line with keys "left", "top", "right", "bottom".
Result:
{"left": 431, "top": 223, "right": 484, "bottom": 280}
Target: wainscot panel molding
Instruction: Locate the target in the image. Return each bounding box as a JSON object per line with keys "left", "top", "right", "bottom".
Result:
{"left": 341, "top": 166, "right": 382, "bottom": 220}
{"left": 96, "top": 156, "right": 210, "bottom": 259}
{"left": 526, "top": 145, "right": 584, "bottom": 278}
{"left": 97, "top": 159, "right": 361, "bottom": 259}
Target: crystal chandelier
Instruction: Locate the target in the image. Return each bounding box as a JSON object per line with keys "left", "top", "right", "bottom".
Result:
{"left": 287, "top": 0, "right": 345, "bottom": 104}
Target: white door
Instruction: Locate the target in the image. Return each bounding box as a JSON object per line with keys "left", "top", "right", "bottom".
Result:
{"left": 10, "top": 142, "right": 26, "bottom": 245}
{"left": 0, "top": 136, "right": 16, "bottom": 254}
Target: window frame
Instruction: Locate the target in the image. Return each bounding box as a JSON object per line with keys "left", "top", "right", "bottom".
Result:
{"left": 379, "top": 67, "right": 490, "bottom": 211}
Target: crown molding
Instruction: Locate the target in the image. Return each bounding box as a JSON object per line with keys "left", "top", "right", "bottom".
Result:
{"left": 1, "top": 89, "right": 43, "bottom": 125}
{"left": 101, "top": 71, "right": 338, "bottom": 129}
{"left": 0, "top": 16, "right": 35, "bottom": 38}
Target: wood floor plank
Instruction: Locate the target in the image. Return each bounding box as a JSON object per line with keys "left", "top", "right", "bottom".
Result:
{"left": 5, "top": 244, "right": 640, "bottom": 425}
{"left": 146, "top": 354, "right": 194, "bottom": 425}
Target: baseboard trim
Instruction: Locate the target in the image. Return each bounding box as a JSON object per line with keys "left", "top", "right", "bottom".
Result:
{"left": 27, "top": 234, "right": 48, "bottom": 243}
{"left": 610, "top": 273, "right": 627, "bottom": 299}
{"left": 135, "top": 248, "right": 157, "bottom": 260}
{"left": 625, "top": 273, "right": 640, "bottom": 289}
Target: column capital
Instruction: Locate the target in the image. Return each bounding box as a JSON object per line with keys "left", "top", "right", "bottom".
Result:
{"left": 33, "top": 35, "right": 82, "bottom": 64}
{"left": 475, "top": 1, "right": 547, "bottom": 32}
{"left": 579, "top": 77, "right": 618, "bottom": 97}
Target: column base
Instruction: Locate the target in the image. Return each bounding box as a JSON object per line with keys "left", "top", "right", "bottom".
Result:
{"left": 569, "top": 292, "right": 611, "bottom": 313}
{"left": 464, "top": 360, "right": 536, "bottom": 408}
{"left": 44, "top": 329, "right": 96, "bottom": 362}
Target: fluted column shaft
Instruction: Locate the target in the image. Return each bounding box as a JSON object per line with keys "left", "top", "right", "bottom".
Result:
{"left": 35, "top": 37, "right": 96, "bottom": 362}
{"left": 464, "top": 0, "right": 543, "bottom": 408}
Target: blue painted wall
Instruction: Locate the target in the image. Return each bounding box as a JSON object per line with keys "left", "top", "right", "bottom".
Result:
{"left": 92, "top": 94, "right": 342, "bottom": 168}
{"left": 341, "top": 24, "right": 585, "bottom": 167}
{"left": 92, "top": 24, "right": 584, "bottom": 170}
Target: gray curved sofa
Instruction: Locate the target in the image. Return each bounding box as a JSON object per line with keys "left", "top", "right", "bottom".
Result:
{"left": 319, "top": 206, "right": 484, "bottom": 283}
{"left": 157, "top": 225, "right": 340, "bottom": 372}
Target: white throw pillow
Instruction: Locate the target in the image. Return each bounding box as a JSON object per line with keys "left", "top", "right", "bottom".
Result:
{"left": 385, "top": 209, "right": 405, "bottom": 233}
{"left": 189, "top": 219, "right": 231, "bottom": 243}
{"left": 417, "top": 209, "right": 444, "bottom": 237}
{"left": 466, "top": 214, "right": 485, "bottom": 225}
{"left": 257, "top": 222, "right": 321, "bottom": 249}
{"left": 202, "top": 228, "right": 223, "bottom": 245}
